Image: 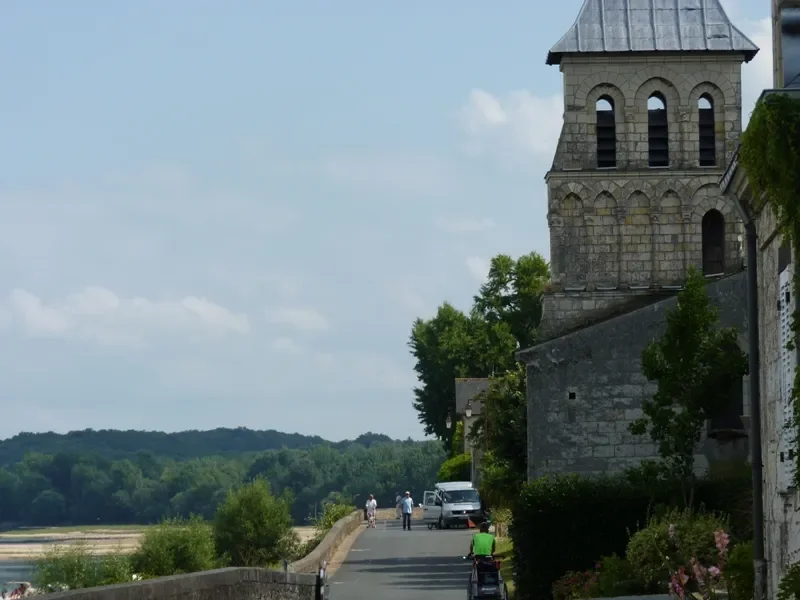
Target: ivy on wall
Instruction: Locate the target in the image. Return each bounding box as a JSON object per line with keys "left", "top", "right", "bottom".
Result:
{"left": 739, "top": 92, "right": 800, "bottom": 483}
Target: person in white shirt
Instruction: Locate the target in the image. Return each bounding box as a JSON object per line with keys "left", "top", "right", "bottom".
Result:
{"left": 401, "top": 490, "right": 414, "bottom": 531}
{"left": 365, "top": 494, "right": 378, "bottom": 528}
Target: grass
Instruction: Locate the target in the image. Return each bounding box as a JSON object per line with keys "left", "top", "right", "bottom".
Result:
{"left": 0, "top": 524, "right": 155, "bottom": 535}
{"left": 496, "top": 537, "right": 515, "bottom": 598}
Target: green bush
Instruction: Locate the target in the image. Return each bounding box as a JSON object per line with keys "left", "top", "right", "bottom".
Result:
{"left": 213, "top": 478, "right": 295, "bottom": 567}
{"left": 551, "top": 555, "right": 645, "bottom": 600}
{"left": 726, "top": 540, "right": 754, "bottom": 600}
{"left": 594, "top": 554, "right": 647, "bottom": 597}
{"left": 311, "top": 501, "right": 355, "bottom": 532}
{"left": 510, "top": 468, "right": 751, "bottom": 600}
{"left": 32, "top": 543, "right": 133, "bottom": 591}
{"left": 296, "top": 502, "right": 356, "bottom": 559}
{"left": 478, "top": 451, "right": 523, "bottom": 510}
{"left": 778, "top": 562, "right": 800, "bottom": 600}
{"left": 437, "top": 453, "right": 471, "bottom": 482}
{"left": 701, "top": 460, "right": 754, "bottom": 540}
{"left": 511, "top": 474, "right": 656, "bottom": 600}
{"left": 130, "top": 516, "right": 218, "bottom": 578}
{"left": 626, "top": 508, "right": 728, "bottom": 589}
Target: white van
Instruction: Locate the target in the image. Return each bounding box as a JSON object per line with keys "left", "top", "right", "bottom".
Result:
{"left": 422, "top": 481, "right": 483, "bottom": 529}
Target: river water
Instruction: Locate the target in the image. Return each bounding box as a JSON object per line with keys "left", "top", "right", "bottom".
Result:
{"left": 0, "top": 562, "right": 33, "bottom": 585}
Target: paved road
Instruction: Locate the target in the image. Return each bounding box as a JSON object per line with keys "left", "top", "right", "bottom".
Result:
{"left": 329, "top": 518, "right": 473, "bottom": 599}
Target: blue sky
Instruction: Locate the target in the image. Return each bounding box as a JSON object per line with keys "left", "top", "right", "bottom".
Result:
{"left": 0, "top": 0, "right": 772, "bottom": 441}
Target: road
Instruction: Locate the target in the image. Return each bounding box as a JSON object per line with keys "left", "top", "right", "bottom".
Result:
{"left": 329, "top": 517, "right": 473, "bottom": 599}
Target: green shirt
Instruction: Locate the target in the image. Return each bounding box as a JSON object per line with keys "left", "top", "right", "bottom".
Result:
{"left": 472, "top": 532, "right": 495, "bottom": 556}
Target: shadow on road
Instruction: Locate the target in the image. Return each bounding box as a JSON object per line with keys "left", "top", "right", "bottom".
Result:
{"left": 343, "top": 555, "right": 470, "bottom": 591}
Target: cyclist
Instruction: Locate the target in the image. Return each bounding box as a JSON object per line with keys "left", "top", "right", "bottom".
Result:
{"left": 469, "top": 521, "right": 496, "bottom": 557}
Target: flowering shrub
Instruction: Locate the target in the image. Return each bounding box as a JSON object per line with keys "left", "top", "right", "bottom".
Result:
{"left": 552, "top": 568, "right": 600, "bottom": 600}
{"left": 666, "top": 527, "right": 730, "bottom": 599}
{"left": 627, "top": 514, "right": 736, "bottom": 600}
{"left": 552, "top": 555, "right": 647, "bottom": 599}
{"left": 626, "top": 508, "right": 727, "bottom": 588}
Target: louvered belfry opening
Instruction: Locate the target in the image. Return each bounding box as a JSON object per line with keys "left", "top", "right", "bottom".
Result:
{"left": 698, "top": 95, "right": 716, "bottom": 166}
{"left": 647, "top": 93, "right": 669, "bottom": 167}
{"left": 596, "top": 97, "right": 616, "bottom": 168}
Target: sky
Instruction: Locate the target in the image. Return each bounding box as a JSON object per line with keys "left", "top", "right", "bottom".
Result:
{"left": 0, "top": 0, "right": 774, "bottom": 442}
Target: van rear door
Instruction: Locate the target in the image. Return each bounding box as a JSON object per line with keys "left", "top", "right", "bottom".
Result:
{"left": 422, "top": 490, "right": 437, "bottom": 523}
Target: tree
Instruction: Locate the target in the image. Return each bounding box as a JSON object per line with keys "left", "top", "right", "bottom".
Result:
{"left": 437, "top": 454, "right": 471, "bottom": 482}
{"left": 0, "top": 435, "right": 446, "bottom": 529}
{"left": 629, "top": 267, "right": 749, "bottom": 503}
{"left": 409, "top": 252, "right": 549, "bottom": 446}
{"left": 213, "top": 478, "right": 295, "bottom": 567}
{"left": 473, "top": 252, "right": 550, "bottom": 349}
{"left": 467, "top": 363, "right": 528, "bottom": 505}
{"left": 131, "top": 516, "right": 217, "bottom": 577}
{"left": 451, "top": 421, "right": 464, "bottom": 457}
{"left": 409, "top": 304, "right": 495, "bottom": 445}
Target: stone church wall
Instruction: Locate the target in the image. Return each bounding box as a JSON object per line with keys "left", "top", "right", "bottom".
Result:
{"left": 519, "top": 271, "right": 748, "bottom": 480}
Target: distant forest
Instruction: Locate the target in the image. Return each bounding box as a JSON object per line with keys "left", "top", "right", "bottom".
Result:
{"left": 0, "top": 427, "right": 399, "bottom": 465}
{"left": 0, "top": 428, "right": 445, "bottom": 528}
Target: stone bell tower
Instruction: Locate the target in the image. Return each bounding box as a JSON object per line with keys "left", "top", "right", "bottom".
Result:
{"left": 539, "top": 0, "right": 758, "bottom": 338}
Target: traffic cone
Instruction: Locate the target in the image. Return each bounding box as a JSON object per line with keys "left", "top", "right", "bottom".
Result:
{"left": 467, "top": 518, "right": 476, "bottom": 529}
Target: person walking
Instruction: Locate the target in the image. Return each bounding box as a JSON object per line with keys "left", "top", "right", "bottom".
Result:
{"left": 401, "top": 490, "right": 414, "bottom": 531}
{"left": 365, "top": 494, "right": 377, "bottom": 528}
{"left": 395, "top": 492, "right": 402, "bottom": 519}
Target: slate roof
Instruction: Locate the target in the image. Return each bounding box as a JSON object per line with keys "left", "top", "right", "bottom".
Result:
{"left": 547, "top": 0, "right": 759, "bottom": 65}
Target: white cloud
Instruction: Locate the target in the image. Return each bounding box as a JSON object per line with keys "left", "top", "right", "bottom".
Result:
{"left": 6, "top": 286, "right": 250, "bottom": 345}
{"left": 433, "top": 216, "right": 496, "bottom": 233}
{"left": 265, "top": 307, "right": 330, "bottom": 332}
{"left": 465, "top": 257, "right": 490, "bottom": 282}
{"left": 10, "top": 290, "right": 71, "bottom": 335}
{"left": 270, "top": 337, "right": 304, "bottom": 355}
{"left": 456, "top": 89, "right": 563, "bottom": 166}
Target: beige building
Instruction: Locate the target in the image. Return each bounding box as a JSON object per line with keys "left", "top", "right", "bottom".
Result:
{"left": 719, "top": 0, "right": 800, "bottom": 596}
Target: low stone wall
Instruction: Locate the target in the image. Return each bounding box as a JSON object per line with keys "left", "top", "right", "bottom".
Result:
{"left": 41, "top": 568, "right": 318, "bottom": 600}
{"left": 289, "top": 509, "right": 363, "bottom": 574}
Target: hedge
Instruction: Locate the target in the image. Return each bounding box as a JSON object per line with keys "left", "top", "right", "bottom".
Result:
{"left": 437, "top": 452, "right": 471, "bottom": 482}
{"left": 510, "top": 468, "right": 752, "bottom": 600}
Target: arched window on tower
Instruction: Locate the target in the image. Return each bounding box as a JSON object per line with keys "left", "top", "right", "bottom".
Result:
{"left": 596, "top": 97, "right": 616, "bottom": 168}
{"left": 702, "top": 209, "right": 725, "bottom": 275}
{"left": 699, "top": 95, "right": 716, "bottom": 166}
{"left": 648, "top": 93, "right": 669, "bottom": 167}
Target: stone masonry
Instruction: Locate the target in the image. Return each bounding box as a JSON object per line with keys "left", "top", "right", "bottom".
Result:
{"left": 518, "top": 0, "right": 758, "bottom": 478}
{"left": 544, "top": 52, "right": 747, "bottom": 337}
{"left": 519, "top": 272, "right": 748, "bottom": 478}
{"left": 720, "top": 2, "right": 800, "bottom": 593}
